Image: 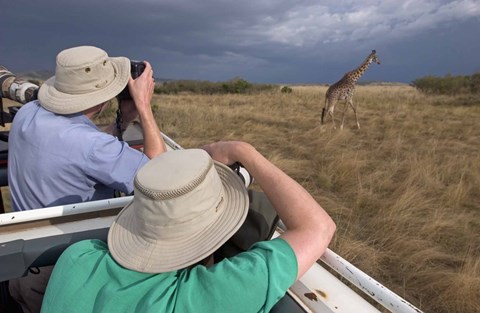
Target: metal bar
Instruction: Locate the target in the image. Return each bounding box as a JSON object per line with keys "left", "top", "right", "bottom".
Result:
{"left": 320, "top": 249, "right": 423, "bottom": 313}
{"left": 161, "top": 132, "right": 183, "bottom": 150}
{"left": 0, "top": 196, "right": 132, "bottom": 226}
{"left": 272, "top": 231, "right": 381, "bottom": 313}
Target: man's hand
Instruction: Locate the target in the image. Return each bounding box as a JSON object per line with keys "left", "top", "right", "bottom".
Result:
{"left": 124, "top": 61, "right": 166, "bottom": 158}
{"left": 127, "top": 61, "right": 155, "bottom": 114}
{"left": 201, "top": 141, "right": 249, "bottom": 166}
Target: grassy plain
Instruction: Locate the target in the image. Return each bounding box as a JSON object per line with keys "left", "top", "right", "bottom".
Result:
{"left": 2, "top": 84, "right": 479, "bottom": 313}
{"left": 151, "top": 84, "right": 479, "bottom": 313}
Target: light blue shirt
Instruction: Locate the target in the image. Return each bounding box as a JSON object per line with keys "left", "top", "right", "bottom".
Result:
{"left": 8, "top": 101, "right": 148, "bottom": 211}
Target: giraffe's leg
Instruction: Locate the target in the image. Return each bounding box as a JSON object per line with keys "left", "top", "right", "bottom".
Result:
{"left": 349, "top": 99, "right": 360, "bottom": 129}
{"left": 329, "top": 101, "right": 337, "bottom": 129}
{"left": 340, "top": 100, "right": 349, "bottom": 130}
{"left": 321, "top": 99, "right": 329, "bottom": 124}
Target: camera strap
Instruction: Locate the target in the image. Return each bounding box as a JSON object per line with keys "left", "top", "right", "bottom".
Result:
{"left": 115, "top": 101, "right": 123, "bottom": 141}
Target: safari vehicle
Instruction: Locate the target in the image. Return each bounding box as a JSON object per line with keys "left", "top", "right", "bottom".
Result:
{"left": 0, "top": 67, "right": 423, "bottom": 313}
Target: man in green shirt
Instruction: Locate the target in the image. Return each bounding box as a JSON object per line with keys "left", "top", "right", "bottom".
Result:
{"left": 41, "top": 141, "right": 336, "bottom": 313}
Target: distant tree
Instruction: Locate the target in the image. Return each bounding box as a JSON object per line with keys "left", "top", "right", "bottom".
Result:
{"left": 154, "top": 78, "right": 274, "bottom": 95}
{"left": 470, "top": 72, "right": 480, "bottom": 94}
{"left": 222, "top": 77, "right": 252, "bottom": 93}
{"left": 412, "top": 73, "right": 477, "bottom": 95}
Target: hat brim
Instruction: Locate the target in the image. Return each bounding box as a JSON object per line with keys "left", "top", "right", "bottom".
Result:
{"left": 38, "top": 56, "right": 130, "bottom": 114}
{"left": 107, "top": 161, "right": 249, "bottom": 273}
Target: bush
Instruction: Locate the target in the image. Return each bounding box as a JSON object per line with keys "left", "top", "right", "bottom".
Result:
{"left": 154, "top": 77, "right": 275, "bottom": 95}
{"left": 412, "top": 73, "right": 480, "bottom": 95}
{"left": 470, "top": 72, "right": 480, "bottom": 94}
{"left": 280, "top": 86, "right": 293, "bottom": 93}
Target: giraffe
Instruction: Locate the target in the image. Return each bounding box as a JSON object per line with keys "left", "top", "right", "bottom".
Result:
{"left": 321, "top": 50, "right": 380, "bottom": 129}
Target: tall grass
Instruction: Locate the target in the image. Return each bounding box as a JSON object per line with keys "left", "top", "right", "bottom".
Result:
{"left": 152, "top": 85, "right": 479, "bottom": 313}
{"left": 2, "top": 84, "right": 478, "bottom": 312}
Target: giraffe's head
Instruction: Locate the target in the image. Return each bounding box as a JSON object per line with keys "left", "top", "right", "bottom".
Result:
{"left": 369, "top": 50, "right": 381, "bottom": 65}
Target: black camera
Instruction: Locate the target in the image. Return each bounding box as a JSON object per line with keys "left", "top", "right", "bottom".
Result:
{"left": 229, "top": 162, "right": 254, "bottom": 188}
{"left": 116, "top": 60, "right": 146, "bottom": 101}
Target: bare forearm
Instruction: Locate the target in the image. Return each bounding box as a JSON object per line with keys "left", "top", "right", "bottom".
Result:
{"left": 124, "top": 61, "right": 165, "bottom": 158}
{"left": 235, "top": 143, "right": 330, "bottom": 231}
{"left": 227, "top": 142, "right": 336, "bottom": 278}
{"left": 138, "top": 110, "right": 166, "bottom": 159}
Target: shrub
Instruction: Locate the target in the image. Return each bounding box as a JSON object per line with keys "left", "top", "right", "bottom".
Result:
{"left": 154, "top": 78, "right": 275, "bottom": 95}
{"left": 412, "top": 73, "right": 480, "bottom": 95}
{"left": 470, "top": 72, "right": 480, "bottom": 94}
{"left": 280, "top": 86, "right": 293, "bottom": 93}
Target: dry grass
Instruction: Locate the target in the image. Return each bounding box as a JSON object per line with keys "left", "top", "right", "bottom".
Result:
{"left": 2, "top": 85, "right": 478, "bottom": 312}
{"left": 153, "top": 85, "right": 479, "bottom": 313}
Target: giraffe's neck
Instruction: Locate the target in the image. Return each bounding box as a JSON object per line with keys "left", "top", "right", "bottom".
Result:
{"left": 348, "top": 57, "right": 372, "bottom": 82}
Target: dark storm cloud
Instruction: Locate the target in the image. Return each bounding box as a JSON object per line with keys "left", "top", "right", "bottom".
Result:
{"left": 1, "top": 0, "right": 479, "bottom": 83}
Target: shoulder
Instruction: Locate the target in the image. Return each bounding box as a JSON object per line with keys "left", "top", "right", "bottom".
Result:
{"left": 246, "top": 238, "right": 298, "bottom": 273}
{"left": 19, "top": 100, "right": 41, "bottom": 111}
{"left": 191, "top": 238, "right": 297, "bottom": 286}
{"left": 59, "top": 239, "right": 108, "bottom": 263}
{"left": 176, "top": 238, "right": 297, "bottom": 312}
{"left": 11, "top": 100, "right": 41, "bottom": 122}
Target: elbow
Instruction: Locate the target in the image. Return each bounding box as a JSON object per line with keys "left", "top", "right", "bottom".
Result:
{"left": 315, "top": 214, "right": 336, "bottom": 247}
{"left": 327, "top": 217, "right": 336, "bottom": 242}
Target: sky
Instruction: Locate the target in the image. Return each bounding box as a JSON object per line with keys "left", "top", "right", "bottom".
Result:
{"left": 1, "top": 0, "right": 479, "bottom": 84}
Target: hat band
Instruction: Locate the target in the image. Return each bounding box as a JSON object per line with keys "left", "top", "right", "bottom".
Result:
{"left": 135, "top": 158, "right": 214, "bottom": 200}
{"left": 137, "top": 192, "right": 226, "bottom": 241}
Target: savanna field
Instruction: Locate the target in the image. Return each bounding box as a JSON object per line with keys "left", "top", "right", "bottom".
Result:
{"left": 152, "top": 84, "right": 480, "bottom": 313}
{"left": 2, "top": 84, "right": 479, "bottom": 313}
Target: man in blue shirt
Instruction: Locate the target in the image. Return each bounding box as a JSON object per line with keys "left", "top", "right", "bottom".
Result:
{"left": 7, "top": 45, "right": 166, "bottom": 312}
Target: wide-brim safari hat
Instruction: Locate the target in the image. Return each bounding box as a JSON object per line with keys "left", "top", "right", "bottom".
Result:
{"left": 108, "top": 149, "right": 249, "bottom": 273}
{"left": 38, "top": 46, "right": 130, "bottom": 114}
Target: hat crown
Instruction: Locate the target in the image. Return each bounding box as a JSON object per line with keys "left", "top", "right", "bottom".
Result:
{"left": 135, "top": 150, "right": 212, "bottom": 200}
{"left": 108, "top": 148, "right": 250, "bottom": 273}
{"left": 133, "top": 149, "right": 225, "bottom": 240}
{"left": 53, "top": 46, "right": 116, "bottom": 95}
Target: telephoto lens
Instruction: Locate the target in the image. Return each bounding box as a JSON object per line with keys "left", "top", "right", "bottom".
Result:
{"left": 229, "top": 162, "right": 254, "bottom": 188}
{"left": 0, "top": 65, "right": 39, "bottom": 104}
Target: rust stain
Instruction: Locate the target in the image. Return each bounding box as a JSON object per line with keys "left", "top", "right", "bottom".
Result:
{"left": 315, "top": 289, "right": 327, "bottom": 298}
{"left": 304, "top": 292, "right": 318, "bottom": 302}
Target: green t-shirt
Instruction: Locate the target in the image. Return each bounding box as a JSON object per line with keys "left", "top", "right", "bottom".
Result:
{"left": 41, "top": 238, "right": 297, "bottom": 313}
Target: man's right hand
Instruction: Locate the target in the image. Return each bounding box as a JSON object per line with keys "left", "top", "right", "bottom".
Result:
{"left": 127, "top": 61, "right": 155, "bottom": 115}
{"left": 125, "top": 61, "right": 166, "bottom": 158}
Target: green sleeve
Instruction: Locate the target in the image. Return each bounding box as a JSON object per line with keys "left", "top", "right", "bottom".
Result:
{"left": 176, "top": 238, "right": 298, "bottom": 313}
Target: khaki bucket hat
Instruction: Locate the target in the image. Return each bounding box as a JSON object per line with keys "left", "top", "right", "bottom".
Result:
{"left": 108, "top": 149, "right": 249, "bottom": 273}
{"left": 38, "top": 46, "right": 130, "bottom": 114}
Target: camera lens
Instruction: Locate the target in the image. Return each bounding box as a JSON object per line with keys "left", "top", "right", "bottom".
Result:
{"left": 0, "top": 65, "right": 39, "bottom": 104}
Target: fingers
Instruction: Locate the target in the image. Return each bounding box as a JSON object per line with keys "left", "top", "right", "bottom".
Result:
{"left": 142, "top": 61, "right": 153, "bottom": 78}
{"left": 202, "top": 141, "right": 236, "bottom": 165}
{"left": 140, "top": 61, "right": 155, "bottom": 90}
